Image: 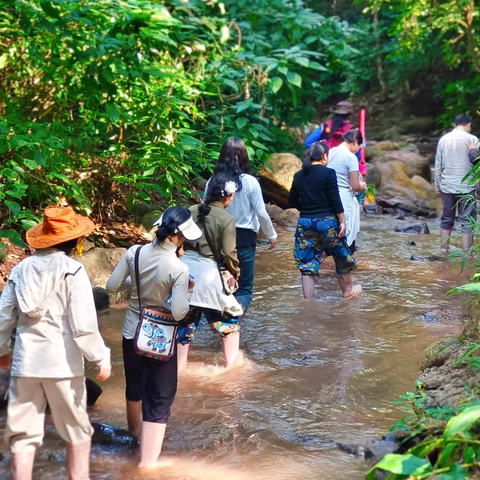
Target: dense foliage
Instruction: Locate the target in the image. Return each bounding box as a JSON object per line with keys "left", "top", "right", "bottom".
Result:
{"left": 0, "top": 0, "right": 479, "bottom": 241}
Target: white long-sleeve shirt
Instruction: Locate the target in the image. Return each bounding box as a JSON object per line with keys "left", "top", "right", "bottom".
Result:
{"left": 0, "top": 249, "right": 110, "bottom": 377}
{"left": 206, "top": 174, "right": 277, "bottom": 241}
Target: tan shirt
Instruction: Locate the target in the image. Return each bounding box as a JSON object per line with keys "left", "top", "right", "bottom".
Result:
{"left": 185, "top": 202, "right": 240, "bottom": 277}
{"left": 0, "top": 249, "right": 111, "bottom": 378}
{"left": 106, "top": 240, "right": 190, "bottom": 339}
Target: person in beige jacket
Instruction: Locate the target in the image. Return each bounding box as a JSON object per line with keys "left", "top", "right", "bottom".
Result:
{"left": 0, "top": 206, "right": 111, "bottom": 480}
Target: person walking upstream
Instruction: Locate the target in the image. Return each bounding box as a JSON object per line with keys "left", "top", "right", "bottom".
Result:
{"left": 435, "top": 114, "right": 479, "bottom": 253}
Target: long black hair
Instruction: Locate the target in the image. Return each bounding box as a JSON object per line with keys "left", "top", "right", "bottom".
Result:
{"left": 303, "top": 142, "right": 329, "bottom": 172}
{"left": 156, "top": 206, "right": 192, "bottom": 242}
{"left": 213, "top": 137, "right": 252, "bottom": 191}
{"left": 342, "top": 129, "right": 363, "bottom": 144}
{"left": 198, "top": 173, "right": 236, "bottom": 223}
{"left": 324, "top": 113, "right": 349, "bottom": 139}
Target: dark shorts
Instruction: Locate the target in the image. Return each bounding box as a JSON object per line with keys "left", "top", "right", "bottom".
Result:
{"left": 122, "top": 337, "right": 177, "bottom": 423}
{"left": 441, "top": 192, "right": 477, "bottom": 233}
{"left": 294, "top": 216, "right": 357, "bottom": 275}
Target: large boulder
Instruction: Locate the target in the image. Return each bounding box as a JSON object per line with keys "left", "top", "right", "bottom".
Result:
{"left": 259, "top": 153, "right": 302, "bottom": 209}
{"left": 371, "top": 150, "right": 431, "bottom": 181}
{"left": 375, "top": 161, "right": 438, "bottom": 216}
{"left": 77, "top": 248, "right": 127, "bottom": 288}
{"left": 365, "top": 163, "right": 381, "bottom": 188}
{"left": 277, "top": 208, "right": 300, "bottom": 227}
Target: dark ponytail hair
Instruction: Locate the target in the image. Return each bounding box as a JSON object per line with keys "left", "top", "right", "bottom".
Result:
{"left": 198, "top": 173, "right": 236, "bottom": 223}
{"left": 324, "top": 113, "right": 349, "bottom": 139}
{"left": 213, "top": 137, "right": 252, "bottom": 191}
{"left": 342, "top": 129, "right": 363, "bottom": 144}
{"left": 156, "top": 206, "right": 192, "bottom": 243}
{"left": 303, "top": 142, "right": 329, "bottom": 172}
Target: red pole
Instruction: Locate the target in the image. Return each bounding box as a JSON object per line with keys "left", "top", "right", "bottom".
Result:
{"left": 359, "top": 108, "right": 366, "bottom": 176}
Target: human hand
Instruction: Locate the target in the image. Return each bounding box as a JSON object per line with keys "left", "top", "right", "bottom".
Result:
{"left": 338, "top": 222, "right": 346, "bottom": 238}
{"left": 97, "top": 364, "right": 111, "bottom": 381}
{"left": 176, "top": 245, "right": 185, "bottom": 258}
{"left": 268, "top": 240, "right": 276, "bottom": 250}
{"left": 227, "top": 276, "right": 238, "bottom": 290}
{"left": 436, "top": 190, "right": 442, "bottom": 197}
{"left": 360, "top": 181, "right": 367, "bottom": 192}
{"left": 466, "top": 139, "right": 477, "bottom": 150}
{"left": 188, "top": 278, "right": 195, "bottom": 290}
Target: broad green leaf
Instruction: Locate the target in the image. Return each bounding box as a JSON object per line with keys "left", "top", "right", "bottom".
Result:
{"left": 271, "top": 77, "right": 283, "bottom": 94}
{"left": 436, "top": 442, "right": 457, "bottom": 468}
{"left": 444, "top": 405, "right": 480, "bottom": 439}
{"left": 126, "top": 193, "right": 135, "bottom": 212}
{"left": 224, "top": 79, "right": 239, "bottom": 93}
{"left": 286, "top": 71, "right": 302, "bottom": 88}
{"left": 236, "top": 118, "right": 248, "bottom": 130}
{"left": 295, "top": 56, "right": 310, "bottom": 67}
{"left": 463, "top": 446, "right": 475, "bottom": 464}
{"left": 438, "top": 463, "right": 468, "bottom": 480}
{"left": 137, "top": 191, "right": 151, "bottom": 203}
{"left": 5, "top": 200, "right": 21, "bottom": 216}
{"left": 0, "top": 229, "right": 27, "bottom": 248}
{"left": 365, "top": 454, "right": 431, "bottom": 480}
{"left": 106, "top": 104, "right": 120, "bottom": 123}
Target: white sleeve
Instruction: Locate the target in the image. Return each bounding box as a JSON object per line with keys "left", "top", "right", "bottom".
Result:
{"left": 0, "top": 280, "right": 18, "bottom": 357}
{"left": 68, "top": 267, "right": 111, "bottom": 367}
{"left": 249, "top": 177, "right": 278, "bottom": 241}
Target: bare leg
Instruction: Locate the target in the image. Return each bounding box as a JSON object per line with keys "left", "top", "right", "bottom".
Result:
{"left": 221, "top": 332, "right": 240, "bottom": 367}
{"left": 10, "top": 450, "right": 35, "bottom": 480}
{"left": 463, "top": 233, "right": 473, "bottom": 251}
{"left": 126, "top": 400, "right": 142, "bottom": 439}
{"left": 177, "top": 344, "right": 189, "bottom": 373}
{"left": 337, "top": 273, "right": 362, "bottom": 299}
{"left": 300, "top": 275, "right": 315, "bottom": 300}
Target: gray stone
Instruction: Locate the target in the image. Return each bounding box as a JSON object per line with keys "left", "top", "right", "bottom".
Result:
{"left": 371, "top": 150, "right": 431, "bottom": 181}
{"left": 266, "top": 204, "right": 284, "bottom": 220}
{"left": 394, "top": 222, "right": 430, "bottom": 234}
{"left": 91, "top": 422, "right": 139, "bottom": 449}
{"left": 93, "top": 287, "right": 109, "bottom": 311}
{"left": 277, "top": 208, "right": 300, "bottom": 227}
{"left": 365, "top": 163, "right": 381, "bottom": 188}
{"left": 77, "top": 248, "right": 127, "bottom": 289}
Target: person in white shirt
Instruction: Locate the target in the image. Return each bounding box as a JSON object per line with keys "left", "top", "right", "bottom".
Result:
{"left": 0, "top": 205, "right": 111, "bottom": 480}
{"left": 208, "top": 137, "right": 277, "bottom": 315}
{"left": 328, "top": 130, "right": 367, "bottom": 253}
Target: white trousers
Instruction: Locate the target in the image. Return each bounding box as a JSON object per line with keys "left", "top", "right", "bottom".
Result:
{"left": 5, "top": 376, "right": 93, "bottom": 452}
{"left": 339, "top": 188, "right": 360, "bottom": 247}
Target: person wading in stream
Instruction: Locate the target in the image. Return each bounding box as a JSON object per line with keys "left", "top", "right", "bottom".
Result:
{"left": 180, "top": 174, "right": 244, "bottom": 370}
{"left": 435, "top": 113, "right": 479, "bottom": 253}
{"left": 328, "top": 130, "right": 367, "bottom": 253}
{"left": 304, "top": 101, "right": 354, "bottom": 149}
{"left": 208, "top": 137, "right": 277, "bottom": 317}
{"left": 106, "top": 207, "right": 202, "bottom": 468}
{"left": 0, "top": 205, "right": 112, "bottom": 480}
{"left": 289, "top": 142, "right": 362, "bottom": 300}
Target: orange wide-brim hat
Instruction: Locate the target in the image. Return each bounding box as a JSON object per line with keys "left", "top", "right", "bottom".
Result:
{"left": 26, "top": 205, "right": 96, "bottom": 249}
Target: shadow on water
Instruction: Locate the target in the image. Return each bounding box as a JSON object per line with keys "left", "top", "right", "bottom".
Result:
{"left": 0, "top": 215, "right": 471, "bottom": 479}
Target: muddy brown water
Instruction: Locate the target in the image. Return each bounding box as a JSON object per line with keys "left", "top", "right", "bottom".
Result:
{"left": 0, "top": 215, "right": 470, "bottom": 479}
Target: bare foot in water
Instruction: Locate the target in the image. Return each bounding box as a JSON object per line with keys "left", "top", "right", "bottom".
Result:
{"left": 344, "top": 284, "right": 362, "bottom": 300}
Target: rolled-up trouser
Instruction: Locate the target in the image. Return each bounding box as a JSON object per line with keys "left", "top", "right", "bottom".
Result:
{"left": 6, "top": 376, "right": 93, "bottom": 452}
{"left": 441, "top": 192, "right": 477, "bottom": 233}
{"left": 122, "top": 337, "right": 178, "bottom": 423}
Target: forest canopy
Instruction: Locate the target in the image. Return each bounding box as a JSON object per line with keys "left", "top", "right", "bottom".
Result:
{"left": 0, "top": 0, "right": 477, "bottom": 240}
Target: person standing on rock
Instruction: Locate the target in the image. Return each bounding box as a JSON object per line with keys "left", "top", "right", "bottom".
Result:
{"left": 435, "top": 113, "right": 479, "bottom": 253}
{"left": 181, "top": 174, "right": 244, "bottom": 369}
{"left": 208, "top": 137, "right": 277, "bottom": 316}
{"left": 0, "top": 205, "right": 111, "bottom": 480}
{"left": 304, "top": 101, "right": 354, "bottom": 149}
{"left": 106, "top": 206, "right": 202, "bottom": 468}
{"left": 289, "top": 142, "right": 362, "bottom": 300}
{"left": 328, "top": 130, "right": 367, "bottom": 253}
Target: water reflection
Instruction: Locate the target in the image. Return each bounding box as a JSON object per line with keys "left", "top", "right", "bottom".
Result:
{"left": 0, "top": 215, "right": 468, "bottom": 479}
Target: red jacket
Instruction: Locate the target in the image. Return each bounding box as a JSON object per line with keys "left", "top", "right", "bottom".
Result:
{"left": 322, "top": 120, "right": 353, "bottom": 149}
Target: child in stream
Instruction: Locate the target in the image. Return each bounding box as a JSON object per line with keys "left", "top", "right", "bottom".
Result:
{"left": 0, "top": 205, "right": 112, "bottom": 480}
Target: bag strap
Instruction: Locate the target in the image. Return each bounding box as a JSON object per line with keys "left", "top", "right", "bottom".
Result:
{"left": 200, "top": 218, "right": 222, "bottom": 265}
{"left": 134, "top": 245, "right": 144, "bottom": 312}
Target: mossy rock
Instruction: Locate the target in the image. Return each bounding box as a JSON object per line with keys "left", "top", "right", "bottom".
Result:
{"left": 139, "top": 210, "right": 162, "bottom": 230}
{"left": 131, "top": 201, "right": 154, "bottom": 220}
{"left": 421, "top": 338, "right": 463, "bottom": 370}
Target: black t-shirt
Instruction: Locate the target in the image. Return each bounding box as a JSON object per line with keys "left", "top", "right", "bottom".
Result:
{"left": 288, "top": 165, "right": 344, "bottom": 218}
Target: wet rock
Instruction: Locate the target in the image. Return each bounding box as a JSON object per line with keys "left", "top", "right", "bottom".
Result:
{"left": 371, "top": 150, "right": 431, "bottom": 181}
{"left": 375, "top": 162, "right": 438, "bottom": 216}
{"left": 336, "top": 442, "right": 375, "bottom": 459}
{"left": 131, "top": 201, "right": 153, "bottom": 220}
{"left": 410, "top": 254, "right": 443, "bottom": 262}
{"left": 77, "top": 248, "right": 127, "bottom": 289}
{"left": 421, "top": 338, "right": 463, "bottom": 369}
{"left": 406, "top": 241, "right": 416, "bottom": 246}
{"left": 363, "top": 203, "right": 379, "bottom": 214}
{"left": 259, "top": 153, "right": 302, "bottom": 209}
{"left": 394, "top": 222, "right": 430, "bottom": 234}
{"left": 48, "top": 451, "right": 66, "bottom": 463}
{"left": 276, "top": 208, "right": 300, "bottom": 227}
{"left": 365, "top": 163, "right": 381, "bottom": 188}
{"left": 93, "top": 287, "right": 109, "bottom": 311}
{"left": 91, "top": 422, "right": 139, "bottom": 449}
{"left": 400, "top": 143, "right": 420, "bottom": 154}
{"left": 266, "top": 204, "right": 284, "bottom": 220}
{"left": 420, "top": 308, "right": 462, "bottom": 326}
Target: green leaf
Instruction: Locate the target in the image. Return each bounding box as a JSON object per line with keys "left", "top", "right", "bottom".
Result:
{"left": 463, "top": 446, "right": 475, "bottom": 464}
{"left": 5, "top": 200, "right": 21, "bottom": 216}
{"left": 436, "top": 442, "right": 457, "bottom": 468}
{"left": 271, "top": 77, "right": 283, "bottom": 94}
{"left": 137, "top": 191, "right": 151, "bottom": 203}
{"left": 106, "top": 104, "right": 121, "bottom": 123}
{"left": 439, "top": 463, "right": 468, "bottom": 480}
{"left": 224, "top": 79, "right": 239, "bottom": 93}
{"left": 0, "top": 229, "right": 27, "bottom": 248}
{"left": 444, "top": 405, "right": 480, "bottom": 439}
{"left": 236, "top": 118, "right": 248, "bottom": 130}
{"left": 286, "top": 71, "right": 302, "bottom": 88}
{"left": 246, "top": 145, "right": 255, "bottom": 160}
{"left": 126, "top": 193, "right": 135, "bottom": 212}
{"left": 365, "top": 454, "right": 431, "bottom": 480}
{"left": 295, "top": 56, "right": 310, "bottom": 67}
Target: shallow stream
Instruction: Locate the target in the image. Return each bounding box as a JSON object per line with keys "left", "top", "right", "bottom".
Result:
{"left": 0, "top": 215, "right": 470, "bottom": 479}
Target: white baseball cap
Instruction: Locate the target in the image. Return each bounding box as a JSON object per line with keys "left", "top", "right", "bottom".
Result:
{"left": 153, "top": 211, "right": 203, "bottom": 241}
